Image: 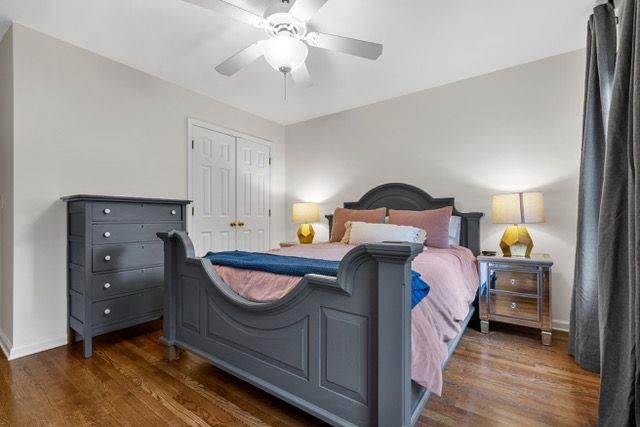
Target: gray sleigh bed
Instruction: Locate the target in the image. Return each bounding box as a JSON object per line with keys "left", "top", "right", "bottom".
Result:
{"left": 158, "top": 183, "right": 483, "bottom": 426}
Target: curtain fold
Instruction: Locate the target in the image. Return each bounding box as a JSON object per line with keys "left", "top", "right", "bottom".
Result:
{"left": 597, "top": 0, "right": 640, "bottom": 424}
{"left": 569, "top": 2, "right": 617, "bottom": 373}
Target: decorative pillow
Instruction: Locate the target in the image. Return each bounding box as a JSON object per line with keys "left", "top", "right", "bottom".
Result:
{"left": 388, "top": 206, "right": 453, "bottom": 249}
{"left": 342, "top": 221, "right": 427, "bottom": 245}
{"left": 449, "top": 216, "right": 462, "bottom": 246}
{"left": 330, "top": 207, "right": 386, "bottom": 242}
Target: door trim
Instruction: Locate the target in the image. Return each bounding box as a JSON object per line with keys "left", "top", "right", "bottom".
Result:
{"left": 186, "top": 118, "right": 272, "bottom": 245}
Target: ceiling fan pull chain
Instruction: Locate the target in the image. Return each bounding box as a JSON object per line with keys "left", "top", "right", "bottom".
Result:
{"left": 283, "top": 69, "right": 287, "bottom": 100}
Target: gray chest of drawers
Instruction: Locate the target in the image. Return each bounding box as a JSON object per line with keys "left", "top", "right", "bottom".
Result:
{"left": 62, "top": 195, "right": 190, "bottom": 357}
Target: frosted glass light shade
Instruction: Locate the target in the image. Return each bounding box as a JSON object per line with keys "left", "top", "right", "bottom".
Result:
{"left": 492, "top": 192, "right": 545, "bottom": 224}
{"left": 264, "top": 34, "right": 308, "bottom": 72}
{"left": 292, "top": 202, "right": 320, "bottom": 223}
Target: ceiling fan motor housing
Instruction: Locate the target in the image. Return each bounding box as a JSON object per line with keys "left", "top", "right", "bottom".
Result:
{"left": 265, "top": 13, "right": 307, "bottom": 39}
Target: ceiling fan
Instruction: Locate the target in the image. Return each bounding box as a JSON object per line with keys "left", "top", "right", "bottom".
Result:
{"left": 183, "top": 0, "right": 383, "bottom": 88}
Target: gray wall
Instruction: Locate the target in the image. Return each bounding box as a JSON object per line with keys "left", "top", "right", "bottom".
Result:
{"left": 0, "top": 27, "right": 14, "bottom": 351}
{"left": 285, "top": 50, "right": 586, "bottom": 330}
{"left": 6, "top": 24, "right": 286, "bottom": 357}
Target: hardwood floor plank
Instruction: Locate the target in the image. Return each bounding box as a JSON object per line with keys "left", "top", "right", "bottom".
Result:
{"left": 0, "top": 321, "right": 599, "bottom": 426}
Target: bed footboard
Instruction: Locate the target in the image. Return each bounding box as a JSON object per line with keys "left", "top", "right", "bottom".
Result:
{"left": 158, "top": 231, "right": 423, "bottom": 427}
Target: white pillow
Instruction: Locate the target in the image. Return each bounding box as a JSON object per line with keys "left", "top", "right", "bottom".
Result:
{"left": 342, "top": 221, "right": 427, "bottom": 245}
{"left": 449, "top": 216, "right": 462, "bottom": 246}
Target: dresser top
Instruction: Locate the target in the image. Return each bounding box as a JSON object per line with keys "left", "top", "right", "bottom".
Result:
{"left": 61, "top": 194, "right": 192, "bottom": 204}
{"left": 477, "top": 253, "right": 553, "bottom": 266}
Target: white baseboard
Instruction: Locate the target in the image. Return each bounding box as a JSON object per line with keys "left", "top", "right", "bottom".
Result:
{"left": 553, "top": 319, "right": 569, "bottom": 332}
{"left": 4, "top": 336, "right": 67, "bottom": 360}
{"left": 0, "top": 329, "right": 11, "bottom": 359}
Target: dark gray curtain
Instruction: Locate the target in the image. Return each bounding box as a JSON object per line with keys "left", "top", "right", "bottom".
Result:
{"left": 597, "top": 0, "right": 640, "bottom": 424}
{"left": 569, "top": 3, "right": 617, "bottom": 373}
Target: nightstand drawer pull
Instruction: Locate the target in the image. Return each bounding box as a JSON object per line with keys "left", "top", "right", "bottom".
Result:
{"left": 510, "top": 278, "right": 517, "bottom": 285}
{"left": 104, "top": 308, "right": 111, "bottom": 315}
{"left": 103, "top": 282, "right": 111, "bottom": 289}
{"left": 103, "top": 208, "right": 111, "bottom": 214}
{"left": 104, "top": 255, "right": 111, "bottom": 261}
{"left": 103, "top": 231, "right": 111, "bottom": 238}
{"left": 511, "top": 302, "right": 518, "bottom": 309}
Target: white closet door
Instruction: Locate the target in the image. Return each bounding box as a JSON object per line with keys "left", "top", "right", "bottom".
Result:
{"left": 236, "top": 138, "right": 271, "bottom": 252}
{"left": 191, "top": 126, "right": 236, "bottom": 256}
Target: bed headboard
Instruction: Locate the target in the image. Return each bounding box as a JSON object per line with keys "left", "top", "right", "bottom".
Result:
{"left": 325, "top": 183, "right": 483, "bottom": 255}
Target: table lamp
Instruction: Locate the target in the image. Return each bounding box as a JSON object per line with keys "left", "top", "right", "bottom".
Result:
{"left": 292, "top": 202, "right": 320, "bottom": 244}
{"left": 492, "top": 192, "right": 545, "bottom": 257}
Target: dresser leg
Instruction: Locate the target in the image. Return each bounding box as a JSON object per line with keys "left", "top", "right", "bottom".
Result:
{"left": 541, "top": 331, "right": 552, "bottom": 346}
{"left": 480, "top": 320, "right": 489, "bottom": 334}
{"left": 83, "top": 336, "right": 93, "bottom": 358}
{"left": 165, "top": 345, "right": 181, "bottom": 361}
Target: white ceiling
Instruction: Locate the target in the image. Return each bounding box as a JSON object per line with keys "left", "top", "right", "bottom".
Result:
{"left": 0, "top": 0, "right": 593, "bottom": 125}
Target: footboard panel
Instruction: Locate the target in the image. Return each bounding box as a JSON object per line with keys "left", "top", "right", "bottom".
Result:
{"left": 158, "top": 231, "right": 423, "bottom": 426}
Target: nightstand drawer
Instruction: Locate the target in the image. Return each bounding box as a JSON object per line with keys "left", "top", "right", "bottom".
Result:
{"left": 489, "top": 293, "right": 539, "bottom": 322}
{"left": 491, "top": 270, "right": 538, "bottom": 295}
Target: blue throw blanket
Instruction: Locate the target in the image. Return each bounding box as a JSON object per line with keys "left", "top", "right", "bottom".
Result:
{"left": 204, "top": 251, "right": 430, "bottom": 308}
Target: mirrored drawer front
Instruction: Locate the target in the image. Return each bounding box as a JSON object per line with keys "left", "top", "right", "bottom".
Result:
{"left": 92, "top": 202, "right": 182, "bottom": 222}
{"left": 490, "top": 270, "right": 538, "bottom": 295}
{"left": 92, "top": 242, "right": 163, "bottom": 272}
{"left": 489, "top": 293, "right": 539, "bottom": 322}
{"left": 92, "top": 267, "right": 164, "bottom": 300}
{"left": 92, "top": 288, "right": 163, "bottom": 327}
{"left": 92, "top": 223, "right": 182, "bottom": 245}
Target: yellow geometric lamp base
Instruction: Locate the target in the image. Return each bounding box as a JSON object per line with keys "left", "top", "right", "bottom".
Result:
{"left": 297, "top": 223, "right": 315, "bottom": 244}
{"left": 500, "top": 224, "right": 533, "bottom": 257}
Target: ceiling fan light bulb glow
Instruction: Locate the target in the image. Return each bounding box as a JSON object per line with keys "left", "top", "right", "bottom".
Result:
{"left": 264, "top": 34, "right": 308, "bottom": 73}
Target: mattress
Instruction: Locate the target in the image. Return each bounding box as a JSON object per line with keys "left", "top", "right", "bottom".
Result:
{"left": 214, "top": 242, "right": 479, "bottom": 395}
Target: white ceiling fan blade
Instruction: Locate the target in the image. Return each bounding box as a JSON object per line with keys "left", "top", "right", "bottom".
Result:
{"left": 291, "top": 63, "right": 312, "bottom": 88}
{"left": 306, "top": 32, "right": 383, "bottom": 60}
{"left": 182, "top": 0, "right": 265, "bottom": 27}
{"left": 289, "top": 0, "right": 328, "bottom": 22}
{"left": 215, "top": 41, "right": 264, "bottom": 76}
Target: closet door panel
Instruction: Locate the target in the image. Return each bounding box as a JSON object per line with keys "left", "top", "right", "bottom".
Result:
{"left": 236, "top": 138, "right": 271, "bottom": 252}
{"left": 191, "top": 126, "right": 237, "bottom": 255}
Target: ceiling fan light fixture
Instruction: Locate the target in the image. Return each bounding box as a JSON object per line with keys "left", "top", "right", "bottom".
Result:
{"left": 263, "top": 34, "right": 308, "bottom": 73}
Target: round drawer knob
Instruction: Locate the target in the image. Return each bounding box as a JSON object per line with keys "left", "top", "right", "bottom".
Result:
{"left": 510, "top": 302, "right": 518, "bottom": 309}
{"left": 103, "top": 231, "right": 111, "bottom": 238}
{"left": 104, "top": 255, "right": 111, "bottom": 261}
{"left": 170, "top": 209, "right": 177, "bottom": 215}
{"left": 510, "top": 279, "right": 517, "bottom": 285}
{"left": 103, "top": 282, "right": 111, "bottom": 289}
{"left": 104, "top": 308, "right": 111, "bottom": 315}
{"left": 103, "top": 208, "right": 111, "bottom": 214}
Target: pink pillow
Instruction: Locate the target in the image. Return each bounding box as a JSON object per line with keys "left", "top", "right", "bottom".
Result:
{"left": 388, "top": 206, "right": 453, "bottom": 248}
{"left": 330, "top": 207, "right": 386, "bottom": 242}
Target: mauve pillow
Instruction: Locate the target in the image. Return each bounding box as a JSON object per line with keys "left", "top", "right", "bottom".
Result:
{"left": 330, "top": 207, "right": 386, "bottom": 242}
{"left": 388, "top": 206, "right": 453, "bottom": 248}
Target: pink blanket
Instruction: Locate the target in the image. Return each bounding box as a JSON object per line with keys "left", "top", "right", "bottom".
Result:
{"left": 214, "top": 242, "right": 479, "bottom": 395}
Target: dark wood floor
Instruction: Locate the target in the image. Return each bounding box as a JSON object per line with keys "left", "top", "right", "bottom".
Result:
{"left": 0, "top": 321, "right": 599, "bottom": 426}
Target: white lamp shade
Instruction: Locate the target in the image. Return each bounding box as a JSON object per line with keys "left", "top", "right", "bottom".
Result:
{"left": 264, "top": 34, "right": 308, "bottom": 72}
{"left": 292, "top": 202, "right": 320, "bottom": 223}
{"left": 492, "top": 192, "right": 545, "bottom": 224}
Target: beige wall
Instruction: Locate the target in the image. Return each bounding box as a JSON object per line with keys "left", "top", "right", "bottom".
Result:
{"left": 285, "top": 50, "right": 585, "bottom": 330}
{"left": 0, "top": 27, "right": 14, "bottom": 351}
{"left": 8, "top": 24, "right": 286, "bottom": 356}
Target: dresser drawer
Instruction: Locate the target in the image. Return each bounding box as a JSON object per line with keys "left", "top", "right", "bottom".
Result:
{"left": 91, "top": 267, "right": 164, "bottom": 300}
{"left": 489, "top": 293, "right": 539, "bottom": 322}
{"left": 92, "top": 223, "right": 182, "bottom": 245}
{"left": 92, "top": 287, "right": 163, "bottom": 327}
{"left": 92, "top": 242, "right": 164, "bottom": 272}
{"left": 92, "top": 202, "right": 182, "bottom": 222}
{"left": 490, "top": 270, "right": 539, "bottom": 295}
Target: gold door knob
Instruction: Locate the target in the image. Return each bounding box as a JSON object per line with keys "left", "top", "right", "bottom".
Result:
{"left": 238, "top": 221, "right": 245, "bottom": 227}
{"left": 230, "top": 221, "right": 237, "bottom": 227}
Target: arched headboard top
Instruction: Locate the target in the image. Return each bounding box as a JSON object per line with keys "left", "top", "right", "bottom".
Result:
{"left": 325, "top": 183, "right": 483, "bottom": 255}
